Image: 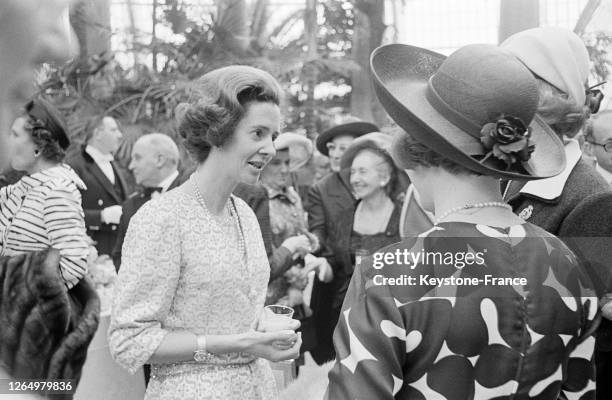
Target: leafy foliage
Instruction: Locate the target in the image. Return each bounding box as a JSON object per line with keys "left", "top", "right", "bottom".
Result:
{"left": 38, "top": 0, "right": 365, "bottom": 170}
{"left": 583, "top": 30, "right": 612, "bottom": 83}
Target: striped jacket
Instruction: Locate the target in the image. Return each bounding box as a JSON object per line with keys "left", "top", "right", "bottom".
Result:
{"left": 0, "top": 164, "right": 89, "bottom": 288}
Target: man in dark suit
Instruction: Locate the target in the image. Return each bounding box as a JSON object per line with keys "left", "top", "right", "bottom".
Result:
{"left": 66, "top": 116, "right": 129, "bottom": 256}
{"left": 112, "top": 133, "right": 182, "bottom": 270}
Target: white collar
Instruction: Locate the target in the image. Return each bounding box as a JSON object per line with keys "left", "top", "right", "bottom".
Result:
{"left": 519, "top": 139, "right": 582, "bottom": 200}
{"left": 86, "top": 145, "right": 114, "bottom": 163}
{"left": 157, "top": 170, "right": 179, "bottom": 193}
{"left": 399, "top": 184, "right": 436, "bottom": 233}
{"left": 596, "top": 163, "right": 612, "bottom": 185}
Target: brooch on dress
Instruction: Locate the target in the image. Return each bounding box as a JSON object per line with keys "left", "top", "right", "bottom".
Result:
{"left": 518, "top": 205, "right": 533, "bottom": 220}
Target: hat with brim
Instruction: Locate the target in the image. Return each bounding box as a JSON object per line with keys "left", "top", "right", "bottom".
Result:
{"left": 340, "top": 132, "right": 398, "bottom": 170}
{"left": 316, "top": 121, "right": 379, "bottom": 156}
{"left": 274, "top": 132, "right": 314, "bottom": 171}
{"left": 371, "top": 43, "right": 565, "bottom": 180}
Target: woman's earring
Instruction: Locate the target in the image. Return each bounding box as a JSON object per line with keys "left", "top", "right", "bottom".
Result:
{"left": 34, "top": 150, "right": 40, "bottom": 157}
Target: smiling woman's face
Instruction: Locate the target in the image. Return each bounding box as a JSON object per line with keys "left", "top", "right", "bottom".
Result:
{"left": 350, "top": 150, "right": 390, "bottom": 200}
{"left": 217, "top": 101, "right": 281, "bottom": 185}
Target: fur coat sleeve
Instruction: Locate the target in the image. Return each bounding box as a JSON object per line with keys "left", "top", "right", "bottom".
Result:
{"left": 0, "top": 249, "right": 100, "bottom": 398}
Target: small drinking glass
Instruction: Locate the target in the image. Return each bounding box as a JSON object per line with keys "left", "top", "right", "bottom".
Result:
{"left": 262, "top": 305, "right": 297, "bottom": 367}
{"left": 262, "top": 305, "right": 294, "bottom": 332}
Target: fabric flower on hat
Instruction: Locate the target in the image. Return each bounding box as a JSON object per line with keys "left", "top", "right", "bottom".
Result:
{"left": 480, "top": 115, "right": 535, "bottom": 169}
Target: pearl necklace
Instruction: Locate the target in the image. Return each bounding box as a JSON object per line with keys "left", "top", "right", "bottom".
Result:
{"left": 435, "top": 201, "right": 512, "bottom": 224}
{"left": 192, "top": 182, "right": 246, "bottom": 263}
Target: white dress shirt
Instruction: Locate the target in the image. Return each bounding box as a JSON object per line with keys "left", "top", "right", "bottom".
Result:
{"left": 518, "top": 139, "right": 582, "bottom": 200}
{"left": 596, "top": 163, "right": 612, "bottom": 187}
{"left": 158, "top": 170, "right": 179, "bottom": 193}
{"left": 86, "top": 145, "right": 115, "bottom": 184}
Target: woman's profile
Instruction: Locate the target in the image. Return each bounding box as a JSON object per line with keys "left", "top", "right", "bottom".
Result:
{"left": 0, "top": 98, "right": 89, "bottom": 288}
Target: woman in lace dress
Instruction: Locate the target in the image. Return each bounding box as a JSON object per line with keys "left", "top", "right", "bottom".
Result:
{"left": 109, "top": 66, "right": 301, "bottom": 400}
{"left": 325, "top": 44, "right": 598, "bottom": 399}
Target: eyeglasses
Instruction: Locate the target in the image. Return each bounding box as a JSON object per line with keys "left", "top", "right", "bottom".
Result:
{"left": 587, "top": 140, "right": 612, "bottom": 153}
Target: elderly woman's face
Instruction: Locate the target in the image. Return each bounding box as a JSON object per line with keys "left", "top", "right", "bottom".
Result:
{"left": 9, "top": 117, "right": 38, "bottom": 172}
{"left": 350, "top": 150, "right": 389, "bottom": 200}
{"left": 218, "top": 101, "right": 280, "bottom": 185}
{"left": 261, "top": 148, "right": 290, "bottom": 190}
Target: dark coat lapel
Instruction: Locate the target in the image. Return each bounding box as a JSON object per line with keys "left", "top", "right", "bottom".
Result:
{"left": 111, "top": 161, "right": 129, "bottom": 200}
{"left": 337, "top": 169, "right": 353, "bottom": 196}
{"left": 83, "top": 151, "right": 122, "bottom": 203}
{"left": 329, "top": 169, "right": 355, "bottom": 208}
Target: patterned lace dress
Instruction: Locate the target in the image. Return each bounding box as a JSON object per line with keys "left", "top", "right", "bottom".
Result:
{"left": 108, "top": 184, "right": 277, "bottom": 400}
{"left": 326, "top": 222, "right": 598, "bottom": 400}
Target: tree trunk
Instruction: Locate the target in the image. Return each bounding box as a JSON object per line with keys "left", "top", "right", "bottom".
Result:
{"left": 574, "top": 0, "right": 601, "bottom": 35}
{"left": 69, "top": 0, "right": 111, "bottom": 87}
{"left": 498, "top": 0, "right": 539, "bottom": 43}
{"left": 152, "top": 0, "right": 158, "bottom": 71}
{"left": 126, "top": 0, "right": 138, "bottom": 64}
{"left": 69, "top": 0, "right": 89, "bottom": 71}
{"left": 303, "top": 0, "right": 318, "bottom": 140}
{"left": 214, "top": 0, "right": 249, "bottom": 54}
{"left": 352, "top": 1, "right": 387, "bottom": 126}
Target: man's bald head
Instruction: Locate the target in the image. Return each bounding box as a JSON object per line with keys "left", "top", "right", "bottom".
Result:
{"left": 137, "top": 133, "right": 180, "bottom": 165}
{"left": 129, "top": 133, "right": 180, "bottom": 187}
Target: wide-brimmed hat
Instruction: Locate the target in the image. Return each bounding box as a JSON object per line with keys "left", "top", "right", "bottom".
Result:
{"left": 316, "top": 121, "right": 379, "bottom": 156}
{"left": 340, "top": 131, "right": 397, "bottom": 170}
{"left": 371, "top": 43, "right": 566, "bottom": 180}
{"left": 273, "top": 132, "right": 313, "bottom": 171}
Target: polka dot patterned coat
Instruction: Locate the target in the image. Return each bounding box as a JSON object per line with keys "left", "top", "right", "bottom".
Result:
{"left": 326, "top": 222, "right": 598, "bottom": 400}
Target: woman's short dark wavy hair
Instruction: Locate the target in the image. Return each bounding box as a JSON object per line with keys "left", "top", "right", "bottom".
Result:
{"left": 23, "top": 100, "right": 69, "bottom": 163}
{"left": 390, "top": 126, "right": 480, "bottom": 176}
{"left": 176, "top": 65, "right": 283, "bottom": 163}
{"left": 28, "top": 122, "right": 66, "bottom": 162}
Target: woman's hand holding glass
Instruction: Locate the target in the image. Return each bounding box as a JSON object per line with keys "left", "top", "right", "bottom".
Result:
{"left": 242, "top": 305, "right": 301, "bottom": 362}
